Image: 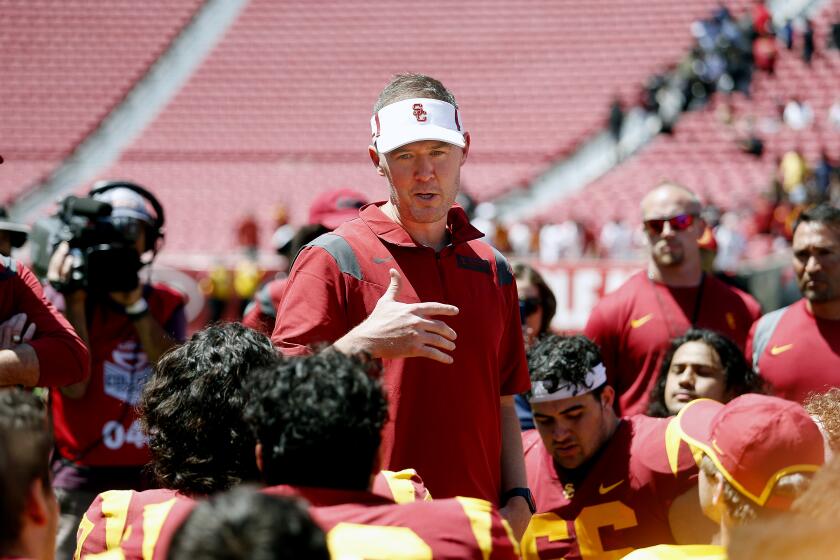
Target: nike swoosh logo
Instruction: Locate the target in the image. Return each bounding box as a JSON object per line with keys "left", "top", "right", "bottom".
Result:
{"left": 630, "top": 314, "right": 653, "bottom": 329}
{"left": 770, "top": 343, "right": 794, "bottom": 356}
{"left": 598, "top": 480, "right": 624, "bottom": 495}
{"left": 372, "top": 256, "right": 394, "bottom": 264}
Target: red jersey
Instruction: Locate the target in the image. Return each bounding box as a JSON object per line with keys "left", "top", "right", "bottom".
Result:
{"left": 272, "top": 203, "right": 530, "bottom": 503}
{"left": 265, "top": 485, "right": 519, "bottom": 559}
{"left": 747, "top": 299, "right": 840, "bottom": 403}
{"left": 52, "top": 284, "right": 185, "bottom": 468}
{"left": 0, "top": 257, "right": 88, "bottom": 387}
{"left": 241, "top": 277, "right": 287, "bottom": 336}
{"left": 584, "top": 272, "right": 760, "bottom": 415}
{"left": 522, "top": 415, "right": 699, "bottom": 560}
{"left": 76, "top": 469, "right": 430, "bottom": 560}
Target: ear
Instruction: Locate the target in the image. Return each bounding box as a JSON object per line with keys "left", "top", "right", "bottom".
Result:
{"left": 25, "top": 479, "right": 50, "bottom": 527}
{"left": 600, "top": 385, "right": 616, "bottom": 410}
{"left": 711, "top": 474, "right": 725, "bottom": 508}
{"left": 694, "top": 216, "right": 707, "bottom": 239}
{"left": 255, "top": 443, "right": 264, "bottom": 475}
{"left": 460, "top": 132, "right": 471, "bottom": 165}
{"left": 369, "top": 146, "right": 386, "bottom": 177}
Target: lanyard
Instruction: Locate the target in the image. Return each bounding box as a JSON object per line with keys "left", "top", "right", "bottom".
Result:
{"left": 649, "top": 273, "right": 706, "bottom": 338}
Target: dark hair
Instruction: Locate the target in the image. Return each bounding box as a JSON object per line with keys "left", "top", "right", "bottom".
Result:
{"left": 244, "top": 351, "right": 388, "bottom": 490}
{"left": 139, "top": 323, "right": 278, "bottom": 495}
{"left": 647, "top": 328, "right": 764, "bottom": 417}
{"left": 526, "top": 334, "right": 605, "bottom": 400}
{"left": 512, "top": 262, "right": 557, "bottom": 335}
{"left": 167, "top": 486, "right": 328, "bottom": 560}
{"left": 793, "top": 204, "right": 840, "bottom": 235}
{"left": 0, "top": 389, "right": 52, "bottom": 552}
{"left": 373, "top": 73, "right": 458, "bottom": 113}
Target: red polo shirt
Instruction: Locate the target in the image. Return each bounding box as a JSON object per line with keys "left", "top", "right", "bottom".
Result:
{"left": 273, "top": 202, "right": 529, "bottom": 503}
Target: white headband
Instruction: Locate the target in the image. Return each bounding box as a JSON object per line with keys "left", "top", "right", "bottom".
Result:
{"left": 529, "top": 364, "right": 608, "bottom": 404}
{"left": 371, "top": 98, "right": 466, "bottom": 153}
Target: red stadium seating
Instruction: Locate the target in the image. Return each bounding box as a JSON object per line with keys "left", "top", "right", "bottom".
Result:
{"left": 0, "top": 1, "right": 203, "bottom": 203}
{"left": 95, "top": 0, "right": 755, "bottom": 254}
{"left": 537, "top": 0, "right": 840, "bottom": 242}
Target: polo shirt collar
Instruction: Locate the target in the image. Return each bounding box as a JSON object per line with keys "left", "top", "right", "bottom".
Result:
{"left": 359, "top": 202, "right": 484, "bottom": 248}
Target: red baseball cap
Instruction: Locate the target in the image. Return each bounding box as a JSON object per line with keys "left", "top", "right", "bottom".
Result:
{"left": 676, "top": 394, "right": 824, "bottom": 510}
{"left": 307, "top": 189, "right": 368, "bottom": 230}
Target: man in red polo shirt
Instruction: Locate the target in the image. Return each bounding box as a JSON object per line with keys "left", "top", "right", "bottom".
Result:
{"left": 585, "top": 182, "right": 760, "bottom": 415}
{"left": 272, "top": 73, "right": 531, "bottom": 536}
{"left": 748, "top": 204, "right": 840, "bottom": 403}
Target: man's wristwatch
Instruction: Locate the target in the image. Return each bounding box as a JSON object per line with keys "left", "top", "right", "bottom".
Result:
{"left": 124, "top": 298, "right": 150, "bottom": 320}
{"left": 500, "top": 487, "right": 536, "bottom": 514}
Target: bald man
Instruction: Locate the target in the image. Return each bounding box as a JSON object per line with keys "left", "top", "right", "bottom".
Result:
{"left": 584, "top": 183, "right": 760, "bottom": 415}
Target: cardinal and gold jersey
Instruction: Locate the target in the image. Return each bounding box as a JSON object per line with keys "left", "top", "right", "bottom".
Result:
{"left": 522, "top": 415, "right": 698, "bottom": 560}
{"left": 76, "top": 469, "right": 429, "bottom": 560}
{"left": 265, "top": 485, "right": 519, "bottom": 559}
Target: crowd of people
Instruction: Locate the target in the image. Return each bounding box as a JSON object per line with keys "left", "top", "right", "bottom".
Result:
{"left": 2, "top": 72, "right": 840, "bottom": 560}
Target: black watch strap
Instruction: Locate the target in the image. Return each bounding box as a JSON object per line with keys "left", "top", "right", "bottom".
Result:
{"left": 500, "top": 487, "right": 536, "bottom": 514}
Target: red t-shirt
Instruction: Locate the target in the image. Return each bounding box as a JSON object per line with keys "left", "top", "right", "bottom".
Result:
{"left": 272, "top": 203, "right": 530, "bottom": 503}
{"left": 747, "top": 299, "right": 840, "bottom": 403}
{"left": 521, "top": 415, "right": 698, "bottom": 560}
{"left": 241, "top": 277, "right": 287, "bottom": 336}
{"left": 0, "top": 257, "right": 88, "bottom": 387}
{"left": 265, "top": 485, "right": 519, "bottom": 559}
{"left": 584, "top": 272, "right": 760, "bottom": 415}
{"left": 51, "top": 285, "right": 185, "bottom": 469}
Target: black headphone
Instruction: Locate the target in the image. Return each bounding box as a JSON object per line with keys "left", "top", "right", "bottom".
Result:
{"left": 88, "top": 180, "right": 165, "bottom": 254}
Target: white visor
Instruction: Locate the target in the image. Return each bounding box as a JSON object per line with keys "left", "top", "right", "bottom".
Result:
{"left": 371, "top": 98, "right": 466, "bottom": 153}
{"left": 529, "top": 364, "right": 608, "bottom": 404}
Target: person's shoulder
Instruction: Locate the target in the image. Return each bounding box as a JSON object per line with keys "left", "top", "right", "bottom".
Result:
{"left": 598, "top": 270, "right": 647, "bottom": 304}
{"left": 522, "top": 428, "right": 543, "bottom": 457}
{"left": 707, "top": 275, "right": 760, "bottom": 314}
{"left": 149, "top": 282, "right": 186, "bottom": 304}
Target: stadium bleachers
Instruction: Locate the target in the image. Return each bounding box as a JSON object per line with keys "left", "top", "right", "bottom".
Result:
{"left": 537, "top": 0, "right": 840, "bottom": 237}
{"left": 94, "top": 0, "right": 753, "bottom": 254}
{"left": 0, "top": 1, "right": 203, "bottom": 203}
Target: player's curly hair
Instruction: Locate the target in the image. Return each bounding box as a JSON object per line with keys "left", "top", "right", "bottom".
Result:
{"left": 168, "top": 486, "right": 329, "bottom": 560}
{"left": 244, "top": 350, "right": 388, "bottom": 490}
{"left": 139, "top": 323, "right": 278, "bottom": 496}
{"left": 804, "top": 388, "right": 840, "bottom": 454}
{"left": 526, "top": 334, "right": 605, "bottom": 400}
{"left": 0, "top": 389, "right": 52, "bottom": 552}
{"left": 648, "top": 329, "right": 766, "bottom": 417}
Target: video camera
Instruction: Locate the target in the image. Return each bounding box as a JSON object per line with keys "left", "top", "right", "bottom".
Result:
{"left": 30, "top": 181, "right": 164, "bottom": 294}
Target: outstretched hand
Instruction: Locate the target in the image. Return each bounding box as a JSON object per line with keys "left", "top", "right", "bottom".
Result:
{"left": 334, "top": 269, "right": 459, "bottom": 364}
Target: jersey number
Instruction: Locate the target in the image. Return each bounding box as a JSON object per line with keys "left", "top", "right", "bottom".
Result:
{"left": 103, "top": 420, "right": 147, "bottom": 450}
{"left": 522, "top": 501, "right": 638, "bottom": 559}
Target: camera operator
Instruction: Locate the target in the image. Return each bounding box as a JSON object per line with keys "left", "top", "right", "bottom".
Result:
{"left": 45, "top": 182, "right": 186, "bottom": 560}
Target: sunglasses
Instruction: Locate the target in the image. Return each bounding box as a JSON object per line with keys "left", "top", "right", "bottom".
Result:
{"left": 643, "top": 214, "right": 697, "bottom": 235}
{"left": 519, "top": 297, "right": 541, "bottom": 324}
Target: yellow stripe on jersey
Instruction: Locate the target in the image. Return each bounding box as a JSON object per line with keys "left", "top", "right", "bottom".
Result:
{"left": 381, "top": 469, "right": 430, "bottom": 504}
{"left": 327, "top": 522, "right": 433, "bottom": 559}
{"left": 142, "top": 498, "right": 178, "bottom": 560}
{"left": 455, "top": 497, "right": 493, "bottom": 560}
{"left": 665, "top": 416, "right": 685, "bottom": 476}
{"left": 83, "top": 549, "right": 127, "bottom": 560}
{"left": 74, "top": 514, "right": 96, "bottom": 560}
{"left": 100, "top": 490, "right": 133, "bottom": 550}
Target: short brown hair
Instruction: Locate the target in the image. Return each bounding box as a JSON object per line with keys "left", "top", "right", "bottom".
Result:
{"left": 373, "top": 73, "right": 457, "bottom": 114}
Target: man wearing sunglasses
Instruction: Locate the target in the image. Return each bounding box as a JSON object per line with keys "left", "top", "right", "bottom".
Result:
{"left": 584, "top": 182, "right": 760, "bottom": 416}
